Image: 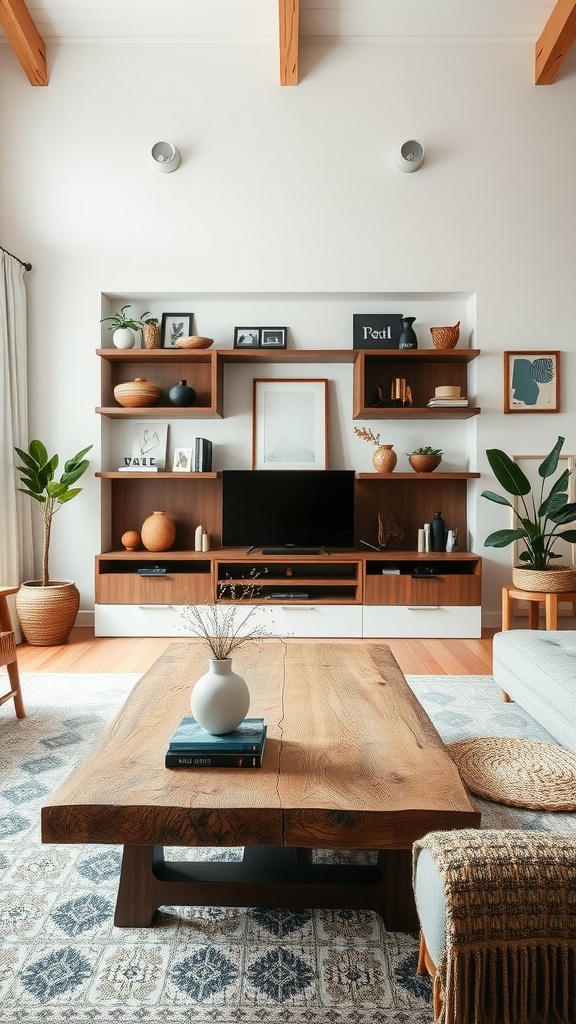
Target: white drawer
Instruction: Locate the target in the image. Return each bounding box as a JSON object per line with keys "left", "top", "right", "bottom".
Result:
{"left": 95, "top": 603, "right": 363, "bottom": 639}
{"left": 362, "top": 605, "right": 482, "bottom": 639}
{"left": 263, "top": 603, "right": 363, "bottom": 638}
{"left": 95, "top": 604, "right": 185, "bottom": 637}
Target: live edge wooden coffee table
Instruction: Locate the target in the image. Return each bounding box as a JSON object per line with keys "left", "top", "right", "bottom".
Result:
{"left": 41, "top": 642, "right": 479, "bottom": 931}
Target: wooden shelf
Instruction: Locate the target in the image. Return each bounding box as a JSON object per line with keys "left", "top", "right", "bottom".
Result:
{"left": 356, "top": 472, "right": 480, "bottom": 480}
{"left": 353, "top": 348, "right": 480, "bottom": 419}
{"left": 96, "top": 407, "right": 221, "bottom": 419}
{"left": 96, "top": 472, "right": 219, "bottom": 480}
{"left": 355, "top": 407, "right": 481, "bottom": 420}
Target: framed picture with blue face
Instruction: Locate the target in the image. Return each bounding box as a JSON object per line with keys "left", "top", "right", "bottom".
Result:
{"left": 504, "top": 351, "right": 560, "bottom": 413}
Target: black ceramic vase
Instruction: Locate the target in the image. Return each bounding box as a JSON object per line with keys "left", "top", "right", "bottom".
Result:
{"left": 399, "top": 316, "right": 418, "bottom": 349}
{"left": 430, "top": 512, "right": 447, "bottom": 552}
{"left": 169, "top": 379, "right": 196, "bottom": 407}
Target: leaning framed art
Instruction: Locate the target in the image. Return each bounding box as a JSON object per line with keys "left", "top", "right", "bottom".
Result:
{"left": 252, "top": 378, "right": 328, "bottom": 470}
{"left": 504, "top": 351, "right": 560, "bottom": 413}
{"left": 161, "top": 312, "right": 193, "bottom": 348}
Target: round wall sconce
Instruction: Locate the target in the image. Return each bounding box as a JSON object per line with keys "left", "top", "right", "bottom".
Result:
{"left": 151, "top": 141, "right": 181, "bottom": 173}
{"left": 395, "top": 140, "right": 425, "bottom": 173}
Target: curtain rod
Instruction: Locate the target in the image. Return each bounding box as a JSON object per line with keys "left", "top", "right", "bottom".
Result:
{"left": 1, "top": 245, "right": 32, "bottom": 271}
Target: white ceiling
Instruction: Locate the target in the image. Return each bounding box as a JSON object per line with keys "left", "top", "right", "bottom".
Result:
{"left": 11, "top": 1, "right": 557, "bottom": 44}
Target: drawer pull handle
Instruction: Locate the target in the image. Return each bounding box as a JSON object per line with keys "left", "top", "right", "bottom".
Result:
{"left": 407, "top": 605, "right": 440, "bottom": 611}
{"left": 137, "top": 604, "right": 174, "bottom": 610}
{"left": 279, "top": 605, "right": 313, "bottom": 611}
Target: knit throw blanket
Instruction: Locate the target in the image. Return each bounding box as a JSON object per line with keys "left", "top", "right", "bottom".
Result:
{"left": 413, "top": 829, "right": 576, "bottom": 1024}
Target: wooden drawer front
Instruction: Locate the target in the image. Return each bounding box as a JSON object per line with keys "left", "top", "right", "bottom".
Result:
{"left": 364, "top": 574, "right": 481, "bottom": 607}
{"left": 96, "top": 573, "right": 211, "bottom": 605}
{"left": 362, "top": 605, "right": 482, "bottom": 639}
{"left": 263, "top": 603, "right": 363, "bottom": 638}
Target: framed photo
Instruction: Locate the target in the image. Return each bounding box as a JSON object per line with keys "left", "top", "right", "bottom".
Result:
{"left": 130, "top": 423, "right": 168, "bottom": 469}
{"left": 261, "top": 327, "right": 287, "bottom": 349}
{"left": 504, "top": 351, "right": 560, "bottom": 413}
{"left": 234, "top": 327, "right": 260, "bottom": 348}
{"left": 252, "top": 378, "right": 328, "bottom": 470}
{"left": 161, "top": 312, "right": 193, "bottom": 348}
{"left": 511, "top": 454, "right": 575, "bottom": 568}
{"left": 172, "top": 447, "right": 192, "bottom": 472}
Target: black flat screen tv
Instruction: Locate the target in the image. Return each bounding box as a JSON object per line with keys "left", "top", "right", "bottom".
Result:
{"left": 222, "top": 470, "right": 356, "bottom": 552}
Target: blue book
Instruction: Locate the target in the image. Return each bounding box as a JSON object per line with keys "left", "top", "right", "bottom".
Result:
{"left": 168, "top": 717, "right": 266, "bottom": 753}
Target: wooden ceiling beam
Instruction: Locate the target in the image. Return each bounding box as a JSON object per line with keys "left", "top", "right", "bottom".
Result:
{"left": 279, "top": 0, "right": 299, "bottom": 86}
{"left": 0, "top": 0, "right": 47, "bottom": 85}
{"left": 535, "top": 0, "right": 576, "bottom": 84}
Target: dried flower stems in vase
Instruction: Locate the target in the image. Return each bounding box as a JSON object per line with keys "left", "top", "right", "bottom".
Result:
{"left": 354, "top": 426, "right": 397, "bottom": 473}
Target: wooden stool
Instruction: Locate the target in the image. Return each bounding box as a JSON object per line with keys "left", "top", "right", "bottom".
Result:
{"left": 0, "top": 586, "right": 25, "bottom": 718}
{"left": 501, "top": 584, "right": 576, "bottom": 632}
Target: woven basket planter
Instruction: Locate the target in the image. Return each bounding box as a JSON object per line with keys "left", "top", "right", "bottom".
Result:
{"left": 16, "top": 580, "right": 80, "bottom": 646}
{"left": 430, "top": 322, "right": 460, "bottom": 349}
{"left": 512, "top": 565, "right": 576, "bottom": 593}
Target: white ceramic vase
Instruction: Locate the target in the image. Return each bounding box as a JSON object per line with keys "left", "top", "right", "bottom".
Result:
{"left": 112, "top": 327, "right": 136, "bottom": 349}
{"left": 190, "top": 659, "right": 250, "bottom": 735}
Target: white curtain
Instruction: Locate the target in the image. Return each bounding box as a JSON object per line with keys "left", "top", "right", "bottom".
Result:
{"left": 0, "top": 251, "right": 34, "bottom": 639}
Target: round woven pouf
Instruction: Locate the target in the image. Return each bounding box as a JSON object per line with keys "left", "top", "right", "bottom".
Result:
{"left": 448, "top": 736, "right": 576, "bottom": 811}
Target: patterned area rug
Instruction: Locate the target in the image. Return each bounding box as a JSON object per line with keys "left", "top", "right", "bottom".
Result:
{"left": 1, "top": 670, "right": 575, "bottom": 1024}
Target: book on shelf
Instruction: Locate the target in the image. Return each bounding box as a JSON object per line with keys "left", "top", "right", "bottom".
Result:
{"left": 165, "top": 751, "right": 264, "bottom": 769}
{"left": 427, "top": 398, "right": 469, "bottom": 407}
{"left": 193, "top": 437, "right": 213, "bottom": 472}
{"left": 167, "top": 716, "right": 266, "bottom": 752}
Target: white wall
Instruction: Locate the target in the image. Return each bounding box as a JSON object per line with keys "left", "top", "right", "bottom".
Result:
{"left": 2, "top": 39, "right": 576, "bottom": 626}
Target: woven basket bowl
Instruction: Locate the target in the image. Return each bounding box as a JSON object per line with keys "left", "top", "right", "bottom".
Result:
{"left": 114, "top": 378, "right": 161, "bottom": 408}
{"left": 16, "top": 580, "right": 80, "bottom": 645}
{"left": 512, "top": 565, "right": 576, "bottom": 593}
{"left": 430, "top": 322, "right": 460, "bottom": 349}
{"left": 174, "top": 336, "right": 214, "bottom": 350}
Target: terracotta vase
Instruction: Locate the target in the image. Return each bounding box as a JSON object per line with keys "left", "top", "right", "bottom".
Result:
{"left": 113, "top": 378, "right": 161, "bottom": 408}
{"left": 372, "top": 445, "right": 397, "bottom": 473}
{"left": 141, "top": 511, "right": 175, "bottom": 552}
{"left": 190, "top": 659, "right": 250, "bottom": 735}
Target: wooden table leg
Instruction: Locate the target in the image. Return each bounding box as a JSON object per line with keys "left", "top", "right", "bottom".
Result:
{"left": 545, "top": 592, "right": 559, "bottom": 630}
{"left": 501, "top": 586, "right": 512, "bottom": 630}
{"left": 113, "top": 843, "right": 419, "bottom": 931}
{"left": 527, "top": 599, "right": 540, "bottom": 628}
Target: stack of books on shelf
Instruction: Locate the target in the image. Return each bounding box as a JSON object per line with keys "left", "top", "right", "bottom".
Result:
{"left": 427, "top": 385, "right": 469, "bottom": 409}
{"left": 427, "top": 396, "right": 469, "bottom": 408}
{"left": 165, "top": 716, "right": 267, "bottom": 768}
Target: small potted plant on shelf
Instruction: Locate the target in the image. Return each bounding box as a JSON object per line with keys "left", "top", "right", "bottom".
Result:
{"left": 14, "top": 440, "right": 93, "bottom": 645}
{"left": 408, "top": 447, "right": 443, "bottom": 473}
{"left": 481, "top": 435, "right": 576, "bottom": 592}
{"left": 354, "top": 427, "right": 397, "bottom": 472}
{"left": 100, "top": 305, "right": 158, "bottom": 349}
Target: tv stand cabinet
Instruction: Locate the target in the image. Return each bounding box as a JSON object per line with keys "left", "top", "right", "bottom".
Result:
{"left": 95, "top": 341, "right": 482, "bottom": 639}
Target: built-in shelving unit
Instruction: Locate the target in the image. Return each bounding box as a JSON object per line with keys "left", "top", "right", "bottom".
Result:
{"left": 95, "top": 320, "right": 482, "bottom": 639}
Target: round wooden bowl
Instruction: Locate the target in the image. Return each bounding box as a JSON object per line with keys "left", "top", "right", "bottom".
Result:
{"left": 409, "top": 454, "right": 442, "bottom": 473}
{"left": 114, "top": 378, "right": 161, "bottom": 408}
{"left": 174, "top": 336, "right": 214, "bottom": 350}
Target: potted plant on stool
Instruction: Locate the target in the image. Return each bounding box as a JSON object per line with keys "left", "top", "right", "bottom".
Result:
{"left": 482, "top": 435, "right": 576, "bottom": 592}
{"left": 14, "top": 440, "right": 93, "bottom": 644}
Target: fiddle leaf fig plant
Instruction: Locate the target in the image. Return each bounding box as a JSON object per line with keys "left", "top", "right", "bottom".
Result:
{"left": 482, "top": 435, "right": 576, "bottom": 570}
{"left": 14, "top": 441, "right": 93, "bottom": 587}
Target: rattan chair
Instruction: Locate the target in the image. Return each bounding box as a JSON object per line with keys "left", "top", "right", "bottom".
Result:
{"left": 0, "top": 586, "right": 25, "bottom": 718}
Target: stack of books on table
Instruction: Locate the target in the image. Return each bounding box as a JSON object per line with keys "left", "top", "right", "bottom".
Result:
{"left": 427, "top": 397, "right": 469, "bottom": 408}
{"left": 165, "top": 716, "right": 267, "bottom": 768}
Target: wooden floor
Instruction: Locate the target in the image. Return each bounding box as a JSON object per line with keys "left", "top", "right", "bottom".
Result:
{"left": 16, "top": 627, "right": 496, "bottom": 676}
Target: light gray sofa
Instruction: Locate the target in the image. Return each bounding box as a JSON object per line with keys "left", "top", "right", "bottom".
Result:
{"left": 492, "top": 629, "right": 576, "bottom": 753}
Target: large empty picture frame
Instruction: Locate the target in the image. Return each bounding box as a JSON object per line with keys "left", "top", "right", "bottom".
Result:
{"left": 252, "top": 378, "right": 328, "bottom": 470}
